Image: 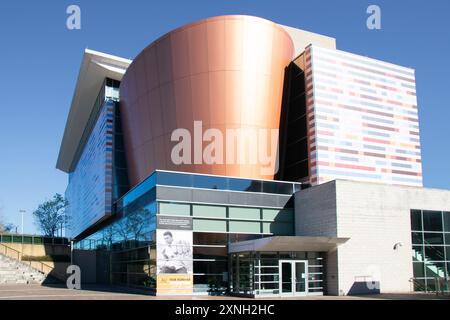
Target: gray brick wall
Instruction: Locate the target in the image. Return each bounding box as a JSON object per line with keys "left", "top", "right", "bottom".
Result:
{"left": 295, "top": 180, "right": 450, "bottom": 295}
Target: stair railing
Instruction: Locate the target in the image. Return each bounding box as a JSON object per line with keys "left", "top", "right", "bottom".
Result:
{"left": 0, "top": 242, "right": 65, "bottom": 281}
{"left": 409, "top": 277, "right": 427, "bottom": 292}
{"left": 412, "top": 244, "right": 446, "bottom": 277}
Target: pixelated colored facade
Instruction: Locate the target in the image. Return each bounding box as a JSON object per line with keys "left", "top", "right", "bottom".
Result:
{"left": 302, "top": 45, "right": 422, "bottom": 186}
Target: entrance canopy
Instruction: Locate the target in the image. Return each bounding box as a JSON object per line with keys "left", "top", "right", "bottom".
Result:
{"left": 228, "top": 236, "right": 349, "bottom": 253}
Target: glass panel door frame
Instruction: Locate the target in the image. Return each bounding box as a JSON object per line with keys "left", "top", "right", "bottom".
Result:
{"left": 279, "top": 259, "right": 308, "bottom": 296}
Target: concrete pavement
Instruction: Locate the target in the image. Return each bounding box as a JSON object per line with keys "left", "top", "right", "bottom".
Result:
{"left": 0, "top": 284, "right": 449, "bottom": 300}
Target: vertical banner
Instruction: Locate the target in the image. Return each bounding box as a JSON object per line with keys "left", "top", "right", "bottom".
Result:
{"left": 156, "top": 216, "right": 193, "bottom": 295}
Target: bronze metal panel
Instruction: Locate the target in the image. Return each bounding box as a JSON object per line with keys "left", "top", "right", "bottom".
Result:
{"left": 155, "top": 35, "right": 173, "bottom": 85}
{"left": 188, "top": 22, "right": 209, "bottom": 74}
{"left": 135, "top": 56, "right": 148, "bottom": 100}
{"left": 171, "top": 30, "right": 190, "bottom": 80}
{"left": 209, "top": 71, "right": 226, "bottom": 126}
{"left": 120, "top": 15, "right": 294, "bottom": 187}
{"left": 148, "top": 88, "right": 164, "bottom": 138}
{"left": 144, "top": 45, "right": 159, "bottom": 91}
{"left": 174, "top": 77, "right": 193, "bottom": 128}
{"left": 159, "top": 82, "right": 177, "bottom": 135}
{"left": 206, "top": 19, "right": 226, "bottom": 71}
{"left": 137, "top": 95, "right": 151, "bottom": 144}
{"left": 191, "top": 72, "right": 210, "bottom": 126}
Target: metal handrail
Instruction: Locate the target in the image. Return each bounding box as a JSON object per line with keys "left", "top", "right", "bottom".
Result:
{"left": 434, "top": 277, "right": 450, "bottom": 296}
{"left": 409, "top": 277, "right": 450, "bottom": 294}
{"left": 0, "top": 242, "right": 66, "bottom": 280}
{"left": 412, "top": 244, "right": 446, "bottom": 276}
{"left": 422, "top": 240, "right": 446, "bottom": 260}
{"left": 409, "top": 277, "right": 427, "bottom": 292}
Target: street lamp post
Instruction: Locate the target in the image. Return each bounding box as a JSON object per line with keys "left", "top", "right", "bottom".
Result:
{"left": 19, "top": 210, "right": 26, "bottom": 235}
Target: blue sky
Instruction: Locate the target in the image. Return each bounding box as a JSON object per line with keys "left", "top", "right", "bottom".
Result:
{"left": 0, "top": 0, "right": 449, "bottom": 234}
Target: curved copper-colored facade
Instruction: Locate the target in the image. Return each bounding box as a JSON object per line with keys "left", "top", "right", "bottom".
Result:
{"left": 120, "top": 15, "right": 294, "bottom": 187}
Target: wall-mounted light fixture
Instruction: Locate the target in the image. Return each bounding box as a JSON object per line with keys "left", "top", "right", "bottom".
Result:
{"left": 393, "top": 242, "right": 403, "bottom": 250}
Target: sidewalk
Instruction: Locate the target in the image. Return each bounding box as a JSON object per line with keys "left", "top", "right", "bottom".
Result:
{"left": 0, "top": 284, "right": 449, "bottom": 300}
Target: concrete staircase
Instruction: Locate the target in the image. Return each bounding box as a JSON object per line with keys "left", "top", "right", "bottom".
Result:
{"left": 0, "top": 253, "right": 46, "bottom": 284}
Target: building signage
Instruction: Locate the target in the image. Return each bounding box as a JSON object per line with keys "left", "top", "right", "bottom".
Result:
{"left": 156, "top": 215, "right": 193, "bottom": 295}
{"left": 156, "top": 216, "right": 193, "bottom": 230}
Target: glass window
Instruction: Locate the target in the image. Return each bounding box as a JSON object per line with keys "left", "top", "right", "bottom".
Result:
{"left": 122, "top": 173, "right": 156, "bottom": 207}
{"left": 295, "top": 252, "right": 307, "bottom": 259}
{"left": 157, "top": 171, "right": 192, "bottom": 188}
{"left": 261, "top": 181, "right": 278, "bottom": 194}
{"left": 412, "top": 245, "right": 424, "bottom": 262}
{"left": 446, "top": 234, "right": 450, "bottom": 245}
{"left": 258, "top": 274, "right": 279, "bottom": 282}
{"left": 229, "top": 179, "right": 262, "bottom": 192}
{"left": 294, "top": 184, "right": 303, "bottom": 193}
{"left": 262, "top": 222, "right": 294, "bottom": 235}
{"left": 159, "top": 202, "right": 190, "bottom": 216}
{"left": 193, "top": 232, "right": 227, "bottom": 246}
{"left": 228, "top": 233, "right": 262, "bottom": 243}
{"left": 411, "top": 232, "right": 423, "bottom": 244}
{"left": 193, "top": 246, "right": 227, "bottom": 259}
{"left": 193, "top": 275, "right": 227, "bottom": 294}
{"left": 262, "top": 209, "right": 293, "bottom": 222}
{"left": 413, "top": 262, "right": 425, "bottom": 277}
{"left": 229, "top": 207, "right": 260, "bottom": 220}
{"left": 425, "top": 262, "right": 446, "bottom": 278}
{"left": 410, "top": 210, "right": 422, "bottom": 231}
{"left": 229, "top": 221, "right": 261, "bottom": 233}
{"left": 256, "top": 267, "right": 279, "bottom": 274}
{"left": 307, "top": 252, "right": 321, "bottom": 259}
{"left": 228, "top": 178, "right": 250, "bottom": 191}
{"left": 413, "top": 278, "right": 426, "bottom": 291}
{"left": 193, "top": 260, "right": 228, "bottom": 274}
{"left": 424, "top": 245, "right": 445, "bottom": 262}
{"left": 279, "top": 252, "right": 294, "bottom": 259}
{"left": 262, "top": 181, "right": 293, "bottom": 194}
{"left": 426, "top": 278, "right": 436, "bottom": 291}
{"left": 443, "top": 212, "right": 450, "bottom": 232}
{"left": 424, "top": 233, "right": 444, "bottom": 245}
{"left": 308, "top": 281, "right": 323, "bottom": 289}
{"left": 193, "top": 219, "right": 227, "bottom": 232}
{"left": 259, "top": 258, "right": 279, "bottom": 267}
{"left": 422, "top": 210, "right": 443, "bottom": 231}
{"left": 192, "top": 175, "right": 227, "bottom": 190}
{"left": 192, "top": 205, "right": 226, "bottom": 218}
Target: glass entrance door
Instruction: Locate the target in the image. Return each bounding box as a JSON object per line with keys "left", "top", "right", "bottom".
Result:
{"left": 294, "top": 261, "right": 307, "bottom": 294}
{"left": 280, "top": 261, "right": 293, "bottom": 293}
{"left": 279, "top": 260, "right": 308, "bottom": 295}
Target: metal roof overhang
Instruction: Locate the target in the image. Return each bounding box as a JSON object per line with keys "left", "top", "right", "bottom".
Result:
{"left": 228, "top": 236, "right": 350, "bottom": 253}
{"left": 56, "top": 49, "right": 132, "bottom": 173}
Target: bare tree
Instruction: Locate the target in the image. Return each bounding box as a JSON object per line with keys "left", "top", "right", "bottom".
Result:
{"left": 115, "top": 207, "right": 149, "bottom": 245}
{"left": 33, "top": 194, "right": 69, "bottom": 237}
{"left": 0, "top": 207, "right": 16, "bottom": 234}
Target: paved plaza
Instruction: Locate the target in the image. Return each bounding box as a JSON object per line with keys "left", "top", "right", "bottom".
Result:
{"left": 0, "top": 284, "right": 449, "bottom": 300}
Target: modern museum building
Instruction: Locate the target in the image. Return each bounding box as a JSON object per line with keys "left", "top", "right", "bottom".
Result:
{"left": 56, "top": 15, "right": 450, "bottom": 296}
